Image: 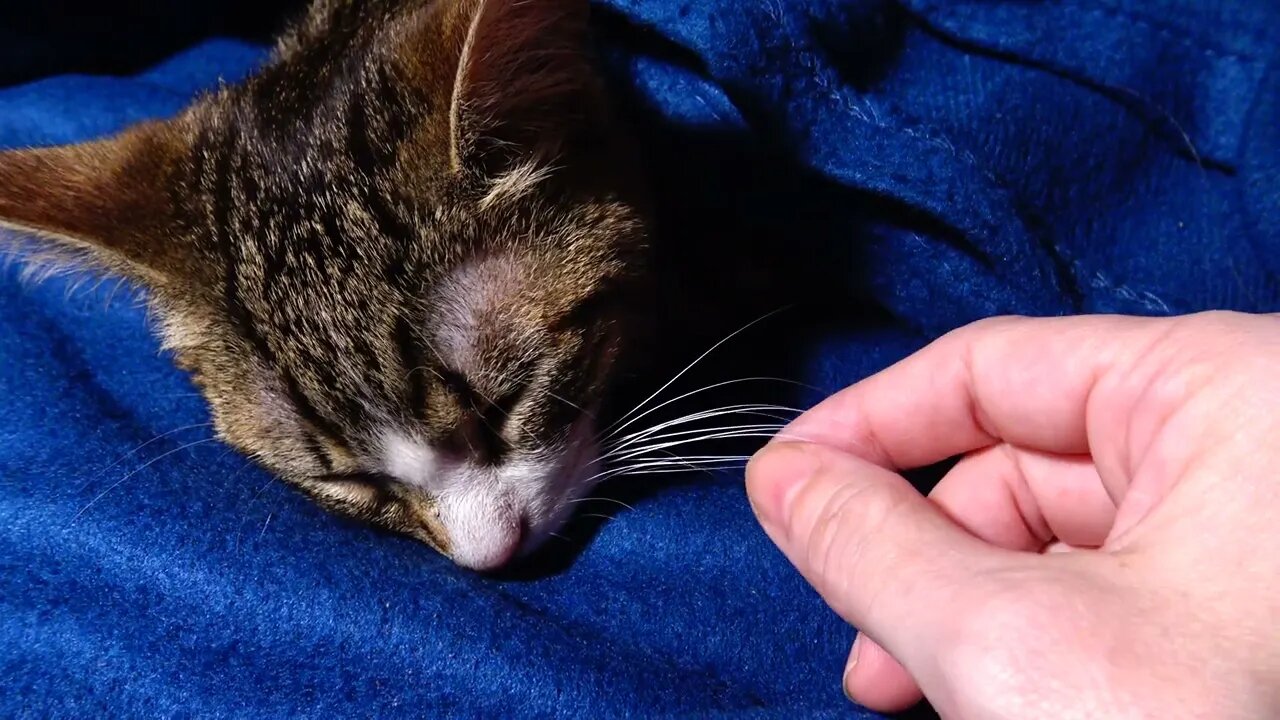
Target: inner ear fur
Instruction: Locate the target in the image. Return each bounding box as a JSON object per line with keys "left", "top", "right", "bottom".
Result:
{"left": 446, "top": 0, "right": 599, "bottom": 176}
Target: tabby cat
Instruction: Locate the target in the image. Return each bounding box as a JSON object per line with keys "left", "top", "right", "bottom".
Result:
{"left": 0, "top": 0, "right": 651, "bottom": 570}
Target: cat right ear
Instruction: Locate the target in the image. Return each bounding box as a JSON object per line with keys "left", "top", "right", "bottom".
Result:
{"left": 0, "top": 120, "right": 195, "bottom": 287}
{"left": 447, "top": 0, "right": 599, "bottom": 177}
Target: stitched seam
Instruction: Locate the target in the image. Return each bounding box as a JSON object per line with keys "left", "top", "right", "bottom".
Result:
{"left": 791, "top": 41, "right": 1003, "bottom": 193}
{"left": 797, "top": 45, "right": 1035, "bottom": 220}
{"left": 752, "top": 0, "right": 991, "bottom": 183}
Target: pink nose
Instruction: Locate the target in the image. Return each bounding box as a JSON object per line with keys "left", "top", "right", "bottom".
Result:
{"left": 450, "top": 517, "right": 524, "bottom": 572}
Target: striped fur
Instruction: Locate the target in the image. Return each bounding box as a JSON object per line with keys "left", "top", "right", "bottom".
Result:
{"left": 0, "top": 0, "right": 651, "bottom": 569}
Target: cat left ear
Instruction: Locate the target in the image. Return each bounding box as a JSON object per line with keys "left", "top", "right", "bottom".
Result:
{"left": 0, "top": 120, "right": 192, "bottom": 287}
{"left": 448, "top": 0, "right": 598, "bottom": 178}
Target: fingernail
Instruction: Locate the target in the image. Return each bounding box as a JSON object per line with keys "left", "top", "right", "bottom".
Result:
{"left": 843, "top": 635, "right": 864, "bottom": 703}
{"left": 747, "top": 443, "right": 820, "bottom": 530}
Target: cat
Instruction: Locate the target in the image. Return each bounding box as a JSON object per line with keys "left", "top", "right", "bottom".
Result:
{"left": 0, "top": 0, "right": 652, "bottom": 571}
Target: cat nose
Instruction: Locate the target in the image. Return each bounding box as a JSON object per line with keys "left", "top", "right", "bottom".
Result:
{"left": 451, "top": 513, "right": 525, "bottom": 571}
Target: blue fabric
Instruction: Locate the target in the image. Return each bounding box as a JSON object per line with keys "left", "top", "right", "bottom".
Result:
{"left": 2, "top": 1, "right": 1277, "bottom": 717}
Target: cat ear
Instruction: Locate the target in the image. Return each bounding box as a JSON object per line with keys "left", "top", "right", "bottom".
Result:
{"left": 448, "top": 0, "right": 597, "bottom": 177}
{"left": 0, "top": 121, "right": 191, "bottom": 286}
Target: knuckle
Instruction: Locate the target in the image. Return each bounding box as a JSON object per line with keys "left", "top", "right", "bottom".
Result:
{"left": 1137, "top": 314, "right": 1275, "bottom": 423}
{"left": 1166, "top": 311, "right": 1261, "bottom": 361}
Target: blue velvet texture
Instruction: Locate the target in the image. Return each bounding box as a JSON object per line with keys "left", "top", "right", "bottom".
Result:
{"left": 2, "top": 1, "right": 1277, "bottom": 717}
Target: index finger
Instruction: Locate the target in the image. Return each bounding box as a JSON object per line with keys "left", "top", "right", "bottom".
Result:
{"left": 778, "top": 314, "right": 1170, "bottom": 471}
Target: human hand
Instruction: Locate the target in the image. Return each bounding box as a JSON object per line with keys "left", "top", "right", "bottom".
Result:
{"left": 746, "top": 312, "right": 1280, "bottom": 719}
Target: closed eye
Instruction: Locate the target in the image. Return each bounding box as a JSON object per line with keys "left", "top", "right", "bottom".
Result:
{"left": 438, "top": 368, "right": 526, "bottom": 435}
{"left": 552, "top": 281, "right": 628, "bottom": 333}
{"left": 482, "top": 386, "right": 524, "bottom": 431}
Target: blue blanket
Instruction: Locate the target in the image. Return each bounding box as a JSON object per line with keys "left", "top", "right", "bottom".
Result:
{"left": 3, "top": 1, "right": 1277, "bottom": 717}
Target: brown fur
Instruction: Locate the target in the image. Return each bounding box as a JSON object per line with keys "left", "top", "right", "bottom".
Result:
{"left": 0, "top": 0, "right": 650, "bottom": 559}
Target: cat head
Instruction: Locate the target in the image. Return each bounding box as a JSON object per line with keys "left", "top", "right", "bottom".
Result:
{"left": 0, "top": 0, "right": 651, "bottom": 570}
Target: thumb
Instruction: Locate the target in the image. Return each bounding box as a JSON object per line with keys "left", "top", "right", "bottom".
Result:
{"left": 745, "top": 441, "right": 1001, "bottom": 669}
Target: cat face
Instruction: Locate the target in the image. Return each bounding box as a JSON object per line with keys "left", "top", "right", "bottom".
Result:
{"left": 0, "top": 0, "right": 650, "bottom": 570}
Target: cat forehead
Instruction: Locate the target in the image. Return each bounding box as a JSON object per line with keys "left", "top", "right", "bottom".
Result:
{"left": 430, "top": 252, "right": 592, "bottom": 369}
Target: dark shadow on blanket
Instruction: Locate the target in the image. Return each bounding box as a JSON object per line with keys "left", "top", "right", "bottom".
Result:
{"left": 502, "top": 6, "right": 952, "bottom": 584}
{"left": 811, "top": 0, "right": 914, "bottom": 92}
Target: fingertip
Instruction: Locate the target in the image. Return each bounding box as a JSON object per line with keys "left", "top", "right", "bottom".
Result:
{"left": 842, "top": 634, "right": 864, "bottom": 703}
{"left": 843, "top": 634, "right": 925, "bottom": 713}
{"left": 745, "top": 441, "right": 821, "bottom": 532}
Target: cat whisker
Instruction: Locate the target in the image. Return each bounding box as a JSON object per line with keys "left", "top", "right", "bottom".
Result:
{"left": 612, "top": 422, "right": 821, "bottom": 459}
{"left": 601, "top": 406, "right": 787, "bottom": 469}
{"left": 246, "top": 474, "right": 278, "bottom": 505}
{"left": 608, "top": 400, "right": 801, "bottom": 440}
{"left": 606, "top": 431, "right": 790, "bottom": 465}
{"left": 625, "top": 454, "right": 754, "bottom": 462}
{"left": 599, "top": 306, "right": 793, "bottom": 438}
{"left": 403, "top": 363, "right": 446, "bottom": 384}
{"left": 546, "top": 389, "right": 594, "bottom": 419}
{"left": 604, "top": 422, "right": 787, "bottom": 458}
{"left": 586, "top": 458, "right": 750, "bottom": 484}
{"left": 576, "top": 461, "right": 647, "bottom": 488}
{"left": 584, "top": 418, "right": 820, "bottom": 488}
{"left": 600, "top": 414, "right": 789, "bottom": 463}
{"left": 597, "top": 415, "right": 790, "bottom": 465}
{"left": 103, "top": 276, "right": 131, "bottom": 309}
{"left": 605, "top": 406, "right": 797, "bottom": 453}
{"left": 607, "top": 465, "right": 745, "bottom": 478}
{"left": 568, "top": 496, "right": 636, "bottom": 512}
{"left": 605, "top": 397, "right": 803, "bottom": 446}
{"left": 582, "top": 422, "right": 789, "bottom": 484}
{"left": 233, "top": 469, "right": 280, "bottom": 553}
{"left": 601, "top": 379, "right": 806, "bottom": 445}
{"left": 641, "top": 447, "right": 721, "bottom": 478}
{"left": 84, "top": 422, "right": 215, "bottom": 491}
{"left": 594, "top": 455, "right": 754, "bottom": 474}
{"left": 69, "top": 437, "right": 220, "bottom": 524}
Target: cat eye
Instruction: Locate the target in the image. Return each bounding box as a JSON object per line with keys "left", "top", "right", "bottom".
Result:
{"left": 437, "top": 368, "right": 525, "bottom": 437}
{"left": 553, "top": 281, "right": 629, "bottom": 333}
{"left": 483, "top": 387, "right": 524, "bottom": 428}
{"left": 437, "top": 368, "right": 475, "bottom": 405}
